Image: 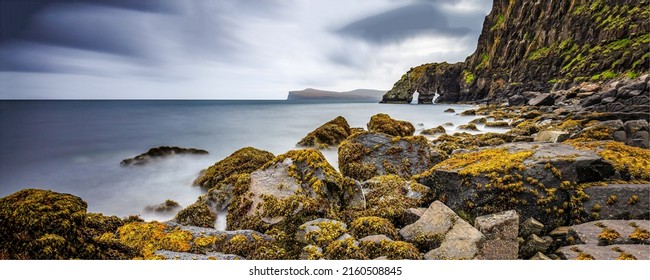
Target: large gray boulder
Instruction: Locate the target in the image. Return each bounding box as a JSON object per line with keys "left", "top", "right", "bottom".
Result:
{"left": 339, "top": 132, "right": 443, "bottom": 181}
{"left": 415, "top": 142, "right": 615, "bottom": 229}
{"left": 399, "top": 201, "right": 484, "bottom": 260}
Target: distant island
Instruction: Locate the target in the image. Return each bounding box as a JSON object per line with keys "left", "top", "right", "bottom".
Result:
{"left": 287, "top": 88, "right": 386, "bottom": 102}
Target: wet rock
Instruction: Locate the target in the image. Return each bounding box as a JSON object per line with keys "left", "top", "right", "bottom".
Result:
{"left": 193, "top": 147, "right": 274, "bottom": 191}
{"left": 528, "top": 93, "right": 554, "bottom": 107}
{"left": 520, "top": 234, "right": 553, "bottom": 258}
{"left": 400, "top": 201, "right": 484, "bottom": 259}
{"left": 534, "top": 131, "right": 569, "bottom": 143}
{"left": 624, "top": 119, "right": 649, "bottom": 149}
{"left": 120, "top": 146, "right": 208, "bottom": 166}
{"left": 144, "top": 199, "right": 181, "bottom": 213}
{"left": 297, "top": 116, "right": 351, "bottom": 148}
{"left": 568, "top": 220, "right": 650, "bottom": 246}
{"left": 444, "top": 108, "right": 456, "bottom": 113}
{"left": 421, "top": 126, "right": 446, "bottom": 135}
{"left": 458, "top": 123, "right": 479, "bottom": 131}
{"left": 508, "top": 94, "right": 527, "bottom": 106}
{"left": 367, "top": 113, "right": 415, "bottom": 137}
{"left": 580, "top": 184, "right": 650, "bottom": 221}
{"left": 174, "top": 201, "right": 216, "bottom": 228}
{"left": 475, "top": 210, "right": 519, "bottom": 260}
{"left": 556, "top": 244, "right": 650, "bottom": 260}
{"left": 520, "top": 217, "right": 544, "bottom": 238}
{"left": 415, "top": 142, "right": 615, "bottom": 229}
{"left": 338, "top": 132, "right": 441, "bottom": 181}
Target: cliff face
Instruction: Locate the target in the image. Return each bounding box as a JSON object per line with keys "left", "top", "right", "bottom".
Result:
{"left": 382, "top": 0, "right": 650, "bottom": 104}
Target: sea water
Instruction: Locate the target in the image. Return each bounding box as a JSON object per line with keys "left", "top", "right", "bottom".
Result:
{"left": 0, "top": 100, "right": 507, "bottom": 221}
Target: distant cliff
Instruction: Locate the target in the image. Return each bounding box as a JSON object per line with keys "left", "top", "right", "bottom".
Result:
{"left": 382, "top": 0, "right": 650, "bottom": 104}
{"left": 288, "top": 88, "right": 386, "bottom": 102}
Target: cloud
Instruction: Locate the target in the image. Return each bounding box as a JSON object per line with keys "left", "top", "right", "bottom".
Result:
{"left": 0, "top": 0, "right": 491, "bottom": 99}
{"left": 337, "top": 3, "right": 470, "bottom": 44}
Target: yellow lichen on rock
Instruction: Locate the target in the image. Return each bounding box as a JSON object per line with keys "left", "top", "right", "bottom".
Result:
{"left": 116, "top": 222, "right": 193, "bottom": 259}
{"left": 349, "top": 216, "right": 399, "bottom": 239}
{"left": 433, "top": 148, "right": 533, "bottom": 176}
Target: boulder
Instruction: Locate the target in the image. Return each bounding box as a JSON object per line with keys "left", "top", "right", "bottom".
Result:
{"left": 193, "top": 147, "right": 274, "bottom": 190}
{"left": 624, "top": 119, "right": 650, "bottom": 149}
{"left": 568, "top": 220, "right": 650, "bottom": 246}
{"left": 580, "top": 184, "right": 650, "bottom": 221}
{"left": 349, "top": 175, "right": 430, "bottom": 227}
{"left": 367, "top": 113, "right": 415, "bottom": 137}
{"left": 295, "top": 218, "right": 348, "bottom": 247}
{"left": 520, "top": 217, "right": 545, "bottom": 238}
{"left": 444, "top": 108, "right": 456, "bottom": 113}
{"left": 534, "top": 131, "right": 569, "bottom": 143}
{"left": 349, "top": 216, "right": 399, "bottom": 239}
{"left": 520, "top": 234, "right": 553, "bottom": 258}
{"left": 154, "top": 250, "right": 243, "bottom": 260}
{"left": 527, "top": 93, "right": 554, "bottom": 106}
{"left": 400, "top": 201, "right": 484, "bottom": 259}
{"left": 508, "top": 94, "right": 527, "bottom": 106}
{"left": 415, "top": 142, "right": 616, "bottom": 229}
{"left": 144, "top": 199, "right": 181, "bottom": 213}
{"left": 421, "top": 126, "right": 446, "bottom": 135}
{"left": 474, "top": 210, "right": 519, "bottom": 260}
{"left": 225, "top": 149, "right": 349, "bottom": 232}
{"left": 359, "top": 239, "right": 421, "bottom": 260}
{"left": 0, "top": 189, "right": 136, "bottom": 260}
{"left": 297, "top": 116, "right": 351, "bottom": 148}
{"left": 120, "top": 146, "right": 208, "bottom": 166}
{"left": 556, "top": 244, "right": 650, "bottom": 260}
{"left": 338, "top": 132, "right": 442, "bottom": 181}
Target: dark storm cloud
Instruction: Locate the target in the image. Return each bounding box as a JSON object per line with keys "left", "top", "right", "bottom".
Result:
{"left": 337, "top": 2, "right": 471, "bottom": 44}
{"left": 0, "top": 0, "right": 175, "bottom": 43}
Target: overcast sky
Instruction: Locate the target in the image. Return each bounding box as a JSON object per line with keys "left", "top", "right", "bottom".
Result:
{"left": 0, "top": 0, "right": 491, "bottom": 99}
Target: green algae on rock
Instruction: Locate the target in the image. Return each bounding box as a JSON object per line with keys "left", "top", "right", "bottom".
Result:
{"left": 193, "top": 147, "right": 275, "bottom": 191}
{"left": 349, "top": 216, "right": 399, "bottom": 240}
{"left": 297, "top": 116, "right": 351, "bottom": 148}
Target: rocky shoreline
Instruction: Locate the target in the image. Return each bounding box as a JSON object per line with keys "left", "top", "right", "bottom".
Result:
{"left": 2, "top": 95, "right": 648, "bottom": 259}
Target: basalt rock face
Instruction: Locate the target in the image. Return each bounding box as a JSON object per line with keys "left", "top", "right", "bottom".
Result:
{"left": 382, "top": 0, "right": 650, "bottom": 104}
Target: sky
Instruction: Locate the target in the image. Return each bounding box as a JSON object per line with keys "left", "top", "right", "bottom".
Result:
{"left": 0, "top": 0, "right": 492, "bottom": 99}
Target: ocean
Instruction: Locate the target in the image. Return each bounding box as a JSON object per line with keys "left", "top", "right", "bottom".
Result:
{"left": 0, "top": 100, "right": 507, "bottom": 221}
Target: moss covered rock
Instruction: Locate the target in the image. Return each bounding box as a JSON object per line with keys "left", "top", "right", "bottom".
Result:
{"left": 338, "top": 132, "right": 442, "bottom": 181}
{"left": 0, "top": 189, "right": 135, "bottom": 259}
{"left": 193, "top": 147, "right": 275, "bottom": 191}
{"left": 367, "top": 113, "right": 415, "bottom": 137}
{"left": 226, "top": 149, "right": 347, "bottom": 233}
{"left": 145, "top": 199, "right": 181, "bottom": 213}
{"left": 421, "top": 126, "right": 446, "bottom": 135}
{"left": 295, "top": 218, "right": 348, "bottom": 247}
{"left": 297, "top": 116, "right": 351, "bottom": 148}
{"left": 344, "top": 175, "right": 430, "bottom": 227}
{"left": 174, "top": 201, "right": 216, "bottom": 228}
{"left": 349, "top": 216, "right": 399, "bottom": 240}
{"left": 360, "top": 239, "right": 421, "bottom": 260}
{"left": 415, "top": 142, "right": 616, "bottom": 229}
